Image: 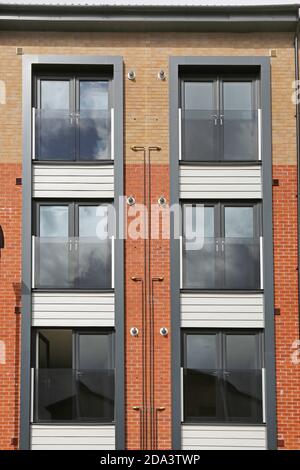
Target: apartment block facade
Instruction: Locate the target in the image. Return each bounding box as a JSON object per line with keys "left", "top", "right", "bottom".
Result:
{"left": 0, "top": 0, "right": 299, "bottom": 451}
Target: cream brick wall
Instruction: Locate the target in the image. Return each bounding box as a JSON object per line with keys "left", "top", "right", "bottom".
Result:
{"left": 0, "top": 31, "right": 296, "bottom": 165}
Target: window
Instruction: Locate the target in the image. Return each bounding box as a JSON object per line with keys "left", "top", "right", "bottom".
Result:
{"left": 34, "top": 74, "right": 111, "bottom": 161}
{"left": 182, "top": 330, "right": 263, "bottom": 423}
{"left": 182, "top": 202, "right": 261, "bottom": 290}
{"left": 34, "top": 202, "right": 112, "bottom": 289}
{"left": 33, "top": 329, "right": 115, "bottom": 423}
{"left": 181, "top": 75, "right": 259, "bottom": 162}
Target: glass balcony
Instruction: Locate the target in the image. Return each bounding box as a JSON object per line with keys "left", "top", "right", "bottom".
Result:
{"left": 183, "top": 368, "right": 263, "bottom": 423}
{"left": 181, "top": 110, "right": 259, "bottom": 162}
{"left": 34, "top": 369, "right": 115, "bottom": 422}
{"left": 183, "top": 237, "right": 260, "bottom": 290}
{"left": 34, "top": 236, "right": 112, "bottom": 289}
{"left": 34, "top": 109, "right": 111, "bottom": 161}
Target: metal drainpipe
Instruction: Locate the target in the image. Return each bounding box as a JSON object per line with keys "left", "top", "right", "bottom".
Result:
{"left": 295, "top": 8, "right": 300, "bottom": 338}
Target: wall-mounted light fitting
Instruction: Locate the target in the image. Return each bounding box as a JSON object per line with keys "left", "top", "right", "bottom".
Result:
{"left": 158, "top": 196, "right": 167, "bottom": 207}
{"left": 160, "top": 327, "right": 168, "bottom": 337}
{"left": 127, "top": 70, "right": 136, "bottom": 81}
{"left": 130, "top": 327, "right": 139, "bottom": 337}
{"left": 127, "top": 195, "right": 136, "bottom": 206}
{"left": 158, "top": 70, "right": 166, "bottom": 81}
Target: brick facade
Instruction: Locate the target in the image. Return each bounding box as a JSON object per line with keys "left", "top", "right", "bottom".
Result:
{"left": 0, "top": 164, "right": 22, "bottom": 450}
{"left": 273, "top": 165, "right": 300, "bottom": 449}
{"left": 0, "top": 30, "right": 299, "bottom": 449}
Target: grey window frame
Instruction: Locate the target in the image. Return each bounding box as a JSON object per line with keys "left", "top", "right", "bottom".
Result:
{"left": 180, "top": 73, "right": 260, "bottom": 163}
{"left": 34, "top": 72, "right": 113, "bottom": 163}
{"left": 32, "top": 327, "right": 115, "bottom": 424}
{"left": 181, "top": 328, "right": 264, "bottom": 424}
{"left": 33, "top": 199, "right": 113, "bottom": 291}
{"left": 182, "top": 200, "right": 262, "bottom": 291}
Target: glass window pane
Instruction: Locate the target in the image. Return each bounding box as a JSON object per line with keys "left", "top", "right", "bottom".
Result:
{"left": 40, "top": 206, "right": 69, "bottom": 237}
{"left": 183, "top": 81, "right": 217, "bottom": 161}
{"left": 38, "top": 329, "right": 72, "bottom": 369}
{"left": 185, "top": 82, "right": 213, "bottom": 111}
{"left": 78, "top": 334, "right": 112, "bottom": 370}
{"left": 224, "top": 207, "right": 259, "bottom": 289}
{"left": 226, "top": 334, "right": 258, "bottom": 370}
{"left": 77, "top": 205, "right": 111, "bottom": 289}
{"left": 225, "top": 207, "right": 254, "bottom": 238}
{"left": 38, "top": 81, "right": 74, "bottom": 161}
{"left": 41, "top": 80, "right": 70, "bottom": 110}
{"left": 183, "top": 205, "right": 217, "bottom": 288}
{"left": 223, "top": 82, "right": 252, "bottom": 111}
{"left": 79, "top": 81, "right": 110, "bottom": 161}
{"left": 79, "top": 205, "right": 108, "bottom": 238}
{"left": 223, "top": 81, "right": 257, "bottom": 161}
{"left": 186, "top": 334, "right": 217, "bottom": 369}
{"left": 79, "top": 81, "right": 108, "bottom": 110}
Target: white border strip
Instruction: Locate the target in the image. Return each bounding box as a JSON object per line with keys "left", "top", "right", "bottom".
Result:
{"left": 258, "top": 108, "right": 262, "bottom": 161}
{"left": 178, "top": 108, "right": 182, "bottom": 161}
{"left": 111, "top": 235, "right": 115, "bottom": 289}
{"left": 111, "top": 108, "right": 114, "bottom": 160}
{"left": 179, "top": 235, "right": 183, "bottom": 289}
{"left": 260, "top": 235, "right": 264, "bottom": 290}
{"left": 180, "top": 367, "right": 184, "bottom": 423}
{"left": 30, "top": 368, "right": 34, "bottom": 423}
{"left": 262, "top": 367, "right": 266, "bottom": 423}
{"left": 32, "top": 236, "right": 35, "bottom": 289}
{"left": 32, "top": 107, "right": 36, "bottom": 160}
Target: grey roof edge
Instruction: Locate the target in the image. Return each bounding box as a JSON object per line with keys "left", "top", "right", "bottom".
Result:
{"left": 0, "top": 3, "right": 299, "bottom": 32}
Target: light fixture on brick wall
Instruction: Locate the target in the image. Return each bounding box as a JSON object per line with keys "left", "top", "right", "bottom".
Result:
{"left": 127, "top": 70, "right": 136, "bottom": 80}
{"left": 158, "top": 70, "right": 166, "bottom": 80}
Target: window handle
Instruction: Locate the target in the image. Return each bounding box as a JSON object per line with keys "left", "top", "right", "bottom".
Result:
{"left": 215, "top": 240, "right": 219, "bottom": 252}
{"left": 220, "top": 114, "right": 224, "bottom": 126}
{"left": 221, "top": 240, "right": 225, "bottom": 252}
{"left": 68, "top": 239, "right": 72, "bottom": 252}
{"left": 211, "top": 114, "right": 218, "bottom": 126}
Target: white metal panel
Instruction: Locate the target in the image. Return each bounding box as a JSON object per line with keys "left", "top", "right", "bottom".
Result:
{"left": 32, "top": 292, "right": 115, "bottom": 326}
{"left": 182, "top": 425, "right": 266, "bottom": 450}
{"left": 31, "top": 425, "right": 115, "bottom": 450}
{"left": 181, "top": 292, "right": 264, "bottom": 328}
{"left": 179, "top": 165, "right": 262, "bottom": 199}
{"left": 32, "top": 164, "right": 114, "bottom": 198}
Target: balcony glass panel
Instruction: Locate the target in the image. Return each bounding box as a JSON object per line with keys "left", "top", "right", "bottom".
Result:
{"left": 223, "top": 237, "right": 260, "bottom": 289}
{"left": 183, "top": 369, "right": 218, "bottom": 421}
{"left": 183, "top": 237, "right": 218, "bottom": 289}
{"left": 183, "top": 368, "right": 262, "bottom": 423}
{"left": 183, "top": 237, "right": 260, "bottom": 290}
{"left": 222, "top": 369, "right": 263, "bottom": 422}
{"left": 35, "top": 369, "right": 115, "bottom": 422}
{"left": 182, "top": 110, "right": 219, "bottom": 161}
{"left": 35, "top": 109, "right": 111, "bottom": 161}
{"left": 223, "top": 110, "right": 258, "bottom": 161}
{"left": 35, "top": 110, "right": 75, "bottom": 161}
{"left": 78, "top": 110, "right": 111, "bottom": 160}
{"left": 35, "top": 237, "right": 71, "bottom": 289}
{"left": 181, "top": 110, "right": 258, "bottom": 162}
{"left": 34, "top": 237, "right": 111, "bottom": 289}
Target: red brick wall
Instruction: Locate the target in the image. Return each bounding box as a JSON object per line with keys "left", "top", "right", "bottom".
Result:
{"left": 273, "top": 164, "right": 300, "bottom": 450}
{"left": 125, "top": 163, "right": 171, "bottom": 450}
{"left": 0, "top": 164, "right": 22, "bottom": 450}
